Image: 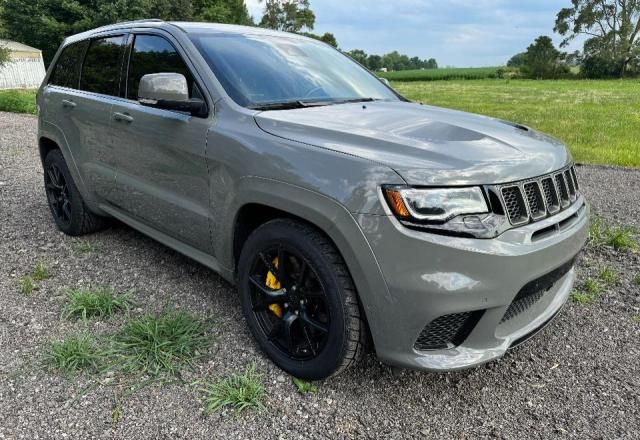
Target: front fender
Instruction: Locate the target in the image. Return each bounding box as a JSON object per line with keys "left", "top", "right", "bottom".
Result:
{"left": 219, "top": 176, "right": 393, "bottom": 351}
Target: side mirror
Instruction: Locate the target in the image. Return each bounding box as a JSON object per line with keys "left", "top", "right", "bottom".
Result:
{"left": 138, "top": 73, "right": 205, "bottom": 116}
{"left": 380, "top": 77, "right": 391, "bottom": 87}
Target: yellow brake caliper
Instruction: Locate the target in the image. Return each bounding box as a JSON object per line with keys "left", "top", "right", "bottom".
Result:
{"left": 265, "top": 257, "right": 283, "bottom": 318}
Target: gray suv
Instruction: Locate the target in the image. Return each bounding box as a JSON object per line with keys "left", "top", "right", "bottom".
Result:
{"left": 37, "top": 20, "right": 588, "bottom": 380}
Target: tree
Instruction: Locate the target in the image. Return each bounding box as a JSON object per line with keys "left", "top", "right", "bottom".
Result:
{"left": 367, "top": 54, "right": 382, "bottom": 71}
{"left": 522, "top": 36, "right": 569, "bottom": 79}
{"left": 426, "top": 57, "right": 438, "bottom": 69}
{"left": 259, "top": 0, "right": 314, "bottom": 32}
{"left": 0, "top": 44, "right": 10, "bottom": 68}
{"left": 507, "top": 52, "right": 527, "bottom": 67}
{"left": 301, "top": 32, "right": 338, "bottom": 48}
{"left": 555, "top": 0, "right": 640, "bottom": 76}
{"left": 347, "top": 49, "right": 368, "bottom": 66}
{"left": 0, "top": 0, "right": 255, "bottom": 65}
{"left": 193, "top": 0, "right": 253, "bottom": 25}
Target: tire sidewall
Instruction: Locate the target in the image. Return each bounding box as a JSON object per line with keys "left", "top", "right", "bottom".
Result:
{"left": 44, "top": 150, "right": 85, "bottom": 235}
{"left": 238, "top": 221, "right": 350, "bottom": 380}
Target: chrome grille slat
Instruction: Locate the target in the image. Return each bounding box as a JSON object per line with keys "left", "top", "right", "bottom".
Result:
{"left": 497, "top": 165, "right": 579, "bottom": 226}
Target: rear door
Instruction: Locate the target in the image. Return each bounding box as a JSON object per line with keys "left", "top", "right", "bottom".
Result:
{"left": 109, "top": 32, "right": 212, "bottom": 253}
{"left": 41, "top": 34, "right": 127, "bottom": 201}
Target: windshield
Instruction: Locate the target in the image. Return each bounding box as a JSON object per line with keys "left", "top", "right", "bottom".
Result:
{"left": 189, "top": 33, "right": 400, "bottom": 108}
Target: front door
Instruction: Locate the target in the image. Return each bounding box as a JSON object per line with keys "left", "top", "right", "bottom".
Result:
{"left": 108, "top": 33, "right": 212, "bottom": 253}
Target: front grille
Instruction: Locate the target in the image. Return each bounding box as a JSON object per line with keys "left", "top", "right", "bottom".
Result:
{"left": 414, "top": 311, "right": 484, "bottom": 350}
{"left": 496, "top": 165, "right": 580, "bottom": 226}
{"left": 500, "top": 257, "right": 576, "bottom": 323}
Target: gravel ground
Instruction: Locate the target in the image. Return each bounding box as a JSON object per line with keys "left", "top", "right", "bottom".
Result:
{"left": 1, "top": 111, "right": 639, "bottom": 439}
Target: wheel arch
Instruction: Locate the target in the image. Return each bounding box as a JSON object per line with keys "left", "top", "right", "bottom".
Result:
{"left": 39, "top": 136, "right": 61, "bottom": 164}
{"left": 225, "top": 177, "right": 393, "bottom": 352}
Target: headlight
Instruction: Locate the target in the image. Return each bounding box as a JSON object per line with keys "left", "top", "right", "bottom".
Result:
{"left": 383, "top": 185, "right": 507, "bottom": 238}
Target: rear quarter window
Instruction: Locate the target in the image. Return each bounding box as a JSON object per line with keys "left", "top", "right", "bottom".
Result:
{"left": 80, "top": 35, "right": 126, "bottom": 96}
{"left": 49, "top": 41, "right": 89, "bottom": 89}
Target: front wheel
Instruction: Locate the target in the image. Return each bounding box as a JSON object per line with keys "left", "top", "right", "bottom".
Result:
{"left": 238, "top": 219, "right": 365, "bottom": 380}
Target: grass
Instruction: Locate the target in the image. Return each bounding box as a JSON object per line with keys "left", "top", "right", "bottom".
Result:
{"left": 571, "top": 277, "right": 602, "bottom": 305}
{"left": 32, "top": 260, "right": 50, "bottom": 281}
{"left": 18, "top": 276, "right": 37, "bottom": 294}
{"left": 380, "top": 67, "right": 504, "bottom": 81}
{"left": 200, "top": 364, "right": 265, "bottom": 414}
{"left": 0, "top": 89, "right": 37, "bottom": 114}
{"left": 45, "top": 334, "right": 104, "bottom": 374}
{"left": 632, "top": 314, "right": 640, "bottom": 324}
{"left": 292, "top": 377, "right": 318, "bottom": 394}
{"left": 63, "top": 286, "right": 136, "bottom": 320}
{"left": 589, "top": 217, "right": 638, "bottom": 250}
{"left": 113, "top": 310, "right": 210, "bottom": 377}
{"left": 18, "top": 260, "right": 51, "bottom": 294}
{"left": 598, "top": 265, "right": 618, "bottom": 285}
{"left": 634, "top": 274, "right": 640, "bottom": 286}
{"left": 392, "top": 79, "right": 640, "bottom": 167}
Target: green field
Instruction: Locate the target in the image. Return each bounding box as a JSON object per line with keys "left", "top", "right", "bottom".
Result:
{"left": 394, "top": 79, "right": 640, "bottom": 168}
{"left": 379, "top": 67, "right": 503, "bottom": 81}
{"left": 0, "top": 89, "right": 37, "bottom": 114}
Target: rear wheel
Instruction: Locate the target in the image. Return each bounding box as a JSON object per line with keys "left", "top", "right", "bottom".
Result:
{"left": 238, "top": 219, "right": 365, "bottom": 380}
{"left": 43, "top": 149, "right": 107, "bottom": 236}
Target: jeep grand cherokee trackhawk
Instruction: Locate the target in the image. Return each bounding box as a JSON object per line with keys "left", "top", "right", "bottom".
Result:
{"left": 37, "top": 20, "right": 588, "bottom": 380}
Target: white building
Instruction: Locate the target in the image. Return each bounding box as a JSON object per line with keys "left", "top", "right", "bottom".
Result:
{"left": 0, "top": 40, "right": 47, "bottom": 89}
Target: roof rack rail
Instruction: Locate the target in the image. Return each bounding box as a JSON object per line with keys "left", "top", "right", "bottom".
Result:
{"left": 126, "top": 18, "right": 165, "bottom": 24}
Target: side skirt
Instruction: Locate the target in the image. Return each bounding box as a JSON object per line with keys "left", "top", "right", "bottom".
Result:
{"left": 99, "top": 203, "right": 235, "bottom": 285}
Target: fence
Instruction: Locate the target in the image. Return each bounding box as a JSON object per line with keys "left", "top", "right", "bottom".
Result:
{"left": 0, "top": 56, "right": 46, "bottom": 89}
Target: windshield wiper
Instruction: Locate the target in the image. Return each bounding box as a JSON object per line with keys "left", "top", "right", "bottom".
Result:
{"left": 248, "top": 97, "right": 383, "bottom": 111}
{"left": 248, "top": 100, "right": 333, "bottom": 111}
{"left": 330, "top": 97, "right": 380, "bottom": 105}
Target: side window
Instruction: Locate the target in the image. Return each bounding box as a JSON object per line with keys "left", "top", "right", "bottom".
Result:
{"left": 80, "top": 35, "right": 126, "bottom": 96}
{"left": 49, "top": 41, "right": 88, "bottom": 89}
{"left": 127, "top": 34, "right": 195, "bottom": 100}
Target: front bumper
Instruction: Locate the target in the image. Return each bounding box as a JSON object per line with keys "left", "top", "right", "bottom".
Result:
{"left": 356, "top": 196, "right": 589, "bottom": 371}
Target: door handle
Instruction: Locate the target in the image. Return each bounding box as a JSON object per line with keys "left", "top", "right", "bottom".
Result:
{"left": 61, "top": 99, "right": 76, "bottom": 108}
{"left": 113, "top": 112, "right": 134, "bottom": 123}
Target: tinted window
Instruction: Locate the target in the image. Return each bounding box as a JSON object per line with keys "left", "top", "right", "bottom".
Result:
{"left": 50, "top": 41, "right": 88, "bottom": 88}
{"left": 127, "top": 35, "right": 195, "bottom": 100}
{"left": 189, "top": 34, "right": 398, "bottom": 107}
{"left": 80, "top": 36, "right": 125, "bottom": 96}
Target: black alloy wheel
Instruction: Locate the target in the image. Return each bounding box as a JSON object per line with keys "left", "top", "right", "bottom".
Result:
{"left": 238, "top": 219, "right": 365, "bottom": 380}
{"left": 248, "top": 244, "right": 331, "bottom": 360}
{"left": 45, "top": 162, "right": 72, "bottom": 227}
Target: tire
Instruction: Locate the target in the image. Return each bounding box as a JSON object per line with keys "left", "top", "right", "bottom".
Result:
{"left": 238, "top": 219, "right": 365, "bottom": 380}
{"left": 43, "top": 149, "right": 108, "bottom": 236}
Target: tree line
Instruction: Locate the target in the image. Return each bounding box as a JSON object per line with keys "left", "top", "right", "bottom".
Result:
{"left": 0, "top": 0, "right": 437, "bottom": 72}
{"left": 509, "top": 0, "right": 640, "bottom": 79}
{"left": 346, "top": 49, "right": 437, "bottom": 72}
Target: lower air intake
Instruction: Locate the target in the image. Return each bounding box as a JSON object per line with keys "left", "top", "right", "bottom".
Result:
{"left": 414, "top": 311, "right": 484, "bottom": 351}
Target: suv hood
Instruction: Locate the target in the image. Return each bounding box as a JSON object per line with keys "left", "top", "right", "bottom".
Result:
{"left": 254, "top": 101, "right": 571, "bottom": 186}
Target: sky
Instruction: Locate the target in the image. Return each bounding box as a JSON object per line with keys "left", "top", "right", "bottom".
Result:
{"left": 244, "top": 0, "right": 583, "bottom": 67}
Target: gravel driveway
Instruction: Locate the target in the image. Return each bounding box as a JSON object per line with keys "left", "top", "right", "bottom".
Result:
{"left": 1, "top": 111, "right": 639, "bottom": 439}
